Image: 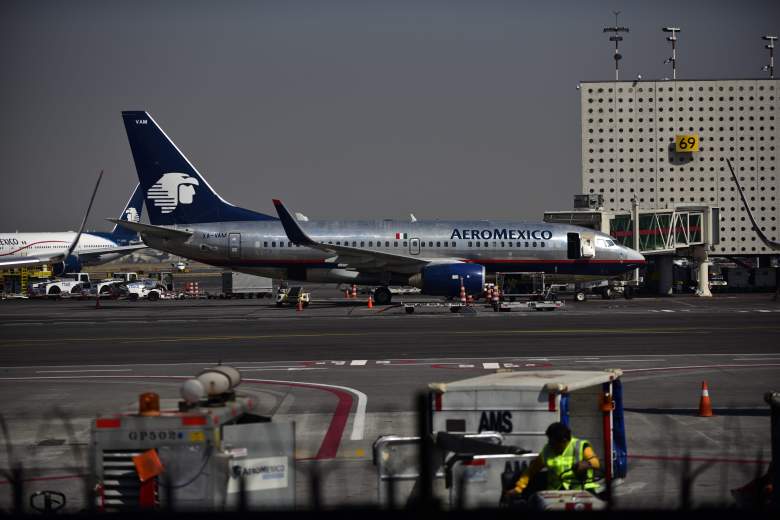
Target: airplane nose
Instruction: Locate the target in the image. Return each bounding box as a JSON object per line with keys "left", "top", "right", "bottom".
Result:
{"left": 627, "top": 248, "right": 645, "bottom": 264}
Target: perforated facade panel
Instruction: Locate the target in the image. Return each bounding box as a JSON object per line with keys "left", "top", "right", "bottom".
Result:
{"left": 581, "top": 79, "right": 779, "bottom": 255}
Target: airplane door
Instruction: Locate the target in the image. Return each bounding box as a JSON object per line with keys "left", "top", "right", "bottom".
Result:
{"left": 409, "top": 238, "right": 420, "bottom": 255}
{"left": 228, "top": 233, "right": 241, "bottom": 259}
{"left": 567, "top": 233, "right": 581, "bottom": 259}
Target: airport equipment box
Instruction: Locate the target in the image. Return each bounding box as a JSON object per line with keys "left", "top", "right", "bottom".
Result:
{"left": 428, "top": 369, "right": 626, "bottom": 481}
{"left": 92, "top": 392, "right": 294, "bottom": 511}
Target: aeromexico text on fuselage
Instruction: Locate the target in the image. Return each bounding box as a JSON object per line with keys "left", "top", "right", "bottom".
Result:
{"left": 450, "top": 228, "right": 553, "bottom": 241}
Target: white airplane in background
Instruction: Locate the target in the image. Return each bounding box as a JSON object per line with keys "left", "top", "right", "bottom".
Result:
{"left": 0, "top": 175, "right": 146, "bottom": 275}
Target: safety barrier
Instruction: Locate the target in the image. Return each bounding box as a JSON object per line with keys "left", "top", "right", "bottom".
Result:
{"left": 372, "top": 432, "right": 505, "bottom": 508}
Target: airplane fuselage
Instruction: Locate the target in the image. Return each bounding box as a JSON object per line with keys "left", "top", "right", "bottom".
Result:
{"left": 144, "top": 219, "right": 644, "bottom": 285}
{"left": 0, "top": 232, "right": 127, "bottom": 266}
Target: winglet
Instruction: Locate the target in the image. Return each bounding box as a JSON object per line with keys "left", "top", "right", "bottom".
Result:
{"left": 272, "top": 199, "right": 316, "bottom": 246}
{"left": 66, "top": 170, "right": 103, "bottom": 258}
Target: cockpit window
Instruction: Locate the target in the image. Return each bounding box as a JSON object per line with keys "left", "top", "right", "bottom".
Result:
{"left": 596, "top": 238, "right": 616, "bottom": 247}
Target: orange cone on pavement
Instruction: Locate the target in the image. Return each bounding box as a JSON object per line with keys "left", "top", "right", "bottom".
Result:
{"left": 351, "top": 284, "right": 357, "bottom": 298}
{"left": 698, "top": 381, "right": 713, "bottom": 417}
{"left": 367, "top": 295, "right": 373, "bottom": 309}
{"left": 296, "top": 298, "right": 303, "bottom": 312}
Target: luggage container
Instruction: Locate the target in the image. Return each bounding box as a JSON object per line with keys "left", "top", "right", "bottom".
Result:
{"left": 428, "top": 369, "right": 627, "bottom": 484}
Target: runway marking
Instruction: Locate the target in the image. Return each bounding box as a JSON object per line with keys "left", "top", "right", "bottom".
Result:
{"left": 576, "top": 359, "right": 665, "bottom": 363}
{"left": 350, "top": 360, "right": 367, "bottom": 366}
{"left": 483, "top": 362, "right": 500, "bottom": 369}
{"left": 0, "top": 374, "right": 366, "bottom": 459}
{"left": 246, "top": 378, "right": 367, "bottom": 442}
{"left": 623, "top": 363, "right": 780, "bottom": 373}
{"left": 4, "top": 325, "right": 780, "bottom": 348}
{"left": 35, "top": 369, "right": 132, "bottom": 374}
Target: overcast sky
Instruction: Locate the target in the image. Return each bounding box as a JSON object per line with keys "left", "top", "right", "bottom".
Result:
{"left": 2, "top": 0, "right": 778, "bottom": 231}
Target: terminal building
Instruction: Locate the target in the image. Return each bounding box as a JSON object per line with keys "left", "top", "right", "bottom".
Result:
{"left": 547, "top": 78, "right": 779, "bottom": 294}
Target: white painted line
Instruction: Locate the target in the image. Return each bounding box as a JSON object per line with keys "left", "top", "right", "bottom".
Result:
{"left": 483, "top": 362, "right": 500, "bottom": 369}
{"left": 756, "top": 310, "right": 771, "bottom": 313}
{"left": 350, "top": 360, "right": 368, "bottom": 366}
{"left": 376, "top": 361, "right": 390, "bottom": 364}
{"left": 576, "top": 359, "right": 665, "bottom": 363}
{"left": 35, "top": 369, "right": 132, "bottom": 374}
{"left": 458, "top": 364, "right": 475, "bottom": 368}
{"left": 660, "top": 309, "right": 675, "bottom": 313}
{"left": 246, "top": 378, "right": 367, "bottom": 441}
{"left": 733, "top": 357, "right": 780, "bottom": 361}
{"left": 331, "top": 361, "right": 346, "bottom": 366}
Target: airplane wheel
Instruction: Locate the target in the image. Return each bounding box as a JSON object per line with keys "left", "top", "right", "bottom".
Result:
{"left": 624, "top": 286, "right": 634, "bottom": 299}
{"left": 574, "top": 291, "right": 586, "bottom": 302}
{"left": 373, "top": 287, "right": 392, "bottom": 306}
{"left": 601, "top": 287, "right": 613, "bottom": 300}
{"left": 148, "top": 291, "right": 160, "bottom": 301}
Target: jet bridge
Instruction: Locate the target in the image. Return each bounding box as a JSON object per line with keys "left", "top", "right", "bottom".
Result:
{"left": 544, "top": 204, "right": 719, "bottom": 296}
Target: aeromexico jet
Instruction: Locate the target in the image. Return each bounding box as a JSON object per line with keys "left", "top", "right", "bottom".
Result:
{"left": 115, "top": 111, "right": 645, "bottom": 304}
{"left": 0, "top": 184, "right": 147, "bottom": 274}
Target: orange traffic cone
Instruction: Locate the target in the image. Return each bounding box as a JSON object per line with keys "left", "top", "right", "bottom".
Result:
{"left": 367, "top": 295, "right": 374, "bottom": 309}
{"left": 698, "top": 381, "right": 713, "bottom": 417}
{"left": 351, "top": 284, "right": 357, "bottom": 298}
{"left": 296, "top": 299, "right": 303, "bottom": 312}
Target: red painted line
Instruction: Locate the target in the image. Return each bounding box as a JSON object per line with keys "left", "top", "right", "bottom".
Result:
{"left": 0, "top": 473, "right": 88, "bottom": 485}
{"left": 629, "top": 454, "right": 769, "bottom": 465}
{"left": 0, "top": 240, "right": 69, "bottom": 256}
{"left": 5, "top": 375, "right": 353, "bottom": 462}
{"left": 243, "top": 380, "right": 352, "bottom": 460}
{"left": 623, "top": 363, "right": 780, "bottom": 373}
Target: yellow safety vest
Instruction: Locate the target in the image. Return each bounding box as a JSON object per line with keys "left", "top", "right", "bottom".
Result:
{"left": 541, "top": 436, "right": 597, "bottom": 490}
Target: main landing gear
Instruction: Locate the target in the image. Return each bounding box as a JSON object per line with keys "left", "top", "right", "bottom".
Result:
{"left": 373, "top": 286, "right": 392, "bottom": 306}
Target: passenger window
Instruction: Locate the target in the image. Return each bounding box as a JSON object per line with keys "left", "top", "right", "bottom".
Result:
{"left": 263, "top": 241, "right": 268, "bottom": 247}
{"left": 500, "top": 241, "right": 505, "bottom": 247}
{"left": 541, "top": 242, "right": 545, "bottom": 247}
{"left": 394, "top": 242, "right": 398, "bottom": 247}
{"left": 525, "top": 242, "right": 529, "bottom": 247}
{"left": 429, "top": 241, "right": 433, "bottom": 247}
{"left": 368, "top": 241, "right": 373, "bottom": 246}
{"left": 385, "top": 241, "right": 390, "bottom": 247}
{"left": 436, "top": 241, "right": 441, "bottom": 247}
{"left": 352, "top": 241, "right": 357, "bottom": 247}
{"left": 532, "top": 242, "right": 537, "bottom": 247}
{"left": 403, "top": 241, "right": 408, "bottom": 247}
{"left": 516, "top": 242, "right": 522, "bottom": 247}
{"left": 336, "top": 241, "right": 341, "bottom": 245}
{"left": 360, "top": 241, "right": 365, "bottom": 247}
{"left": 272, "top": 241, "right": 276, "bottom": 247}
{"left": 280, "top": 242, "right": 284, "bottom": 247}
{"left": 468, "top": 241, "right": 473, "bottom": 247}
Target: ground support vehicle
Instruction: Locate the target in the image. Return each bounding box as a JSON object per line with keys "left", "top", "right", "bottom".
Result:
{"left": 35, "top": 272, "right": 91, "bottom": 299}
{"left": 428, "top": 369, "right": 627, "bottom": 486}
{"left": 92, "top": 366, "right": 295, "bottom": 511}
{"left": 403, "top": 302, "right": 475, "bottom": 314}
{"left": 124, "top": 279, "right": 175, "bottom": 301}
{"left": 221, "top": 271, "right": 273, "bottom": 299}
{"left": 493, "top": 299, "right": 564, "bottom": 312}
{"left": 275, "top": 286, "right": 310, "bottom": 307}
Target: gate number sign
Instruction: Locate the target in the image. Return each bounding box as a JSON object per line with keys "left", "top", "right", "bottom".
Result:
{"left": 675, "top": 134, "right": 699, "bottom": 152}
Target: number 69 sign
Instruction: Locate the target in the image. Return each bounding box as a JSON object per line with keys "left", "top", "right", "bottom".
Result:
{"left": 675, "top": 134, "right": 699, "bottom": 152}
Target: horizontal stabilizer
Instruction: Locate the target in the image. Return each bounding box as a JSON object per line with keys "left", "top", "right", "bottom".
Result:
{"left": 107, "top": 219, "right": 192, "bottom": 240}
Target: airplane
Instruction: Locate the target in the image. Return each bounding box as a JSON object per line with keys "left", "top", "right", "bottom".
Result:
{"left": 0, "top": 181, "right": 147, "bottom": 275}
{"left": 113, "top": 110, "right": 645, "bottom": 305}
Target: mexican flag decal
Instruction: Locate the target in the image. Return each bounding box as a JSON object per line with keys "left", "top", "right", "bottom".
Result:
{"left": 395, "top": 232, "right": 408, "bottom": 239}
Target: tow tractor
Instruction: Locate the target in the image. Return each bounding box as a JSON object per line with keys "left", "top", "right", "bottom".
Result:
{"left": 275, "top": 286, "right": 310, "bottom": 307}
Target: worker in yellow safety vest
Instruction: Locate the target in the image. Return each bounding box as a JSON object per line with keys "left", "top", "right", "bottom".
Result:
{"left": 508, "top": 422, "right": 600, "bottom": 496}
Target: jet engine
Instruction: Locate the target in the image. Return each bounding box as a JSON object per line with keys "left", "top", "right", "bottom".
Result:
{"left": 409, "top": 263, "right": 485, "bottom": 297}
{"left": 53, "top": 255, "right": 82, "bottom": 276}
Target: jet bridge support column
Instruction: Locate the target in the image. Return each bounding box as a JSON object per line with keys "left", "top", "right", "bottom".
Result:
{"left": 692, "top": 245, "right": 712, "bottom": 297}
{"left": 657, "top": 255, "right": 674, "bottom": 296}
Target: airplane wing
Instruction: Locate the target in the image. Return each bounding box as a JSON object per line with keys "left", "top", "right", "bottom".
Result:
{"left": 107, "top": 219, "right": 193, "bottom": 240}
{"left": 272, "top": 199, "right": 448, "bottom": 273}
{"left": 727, "top": 159, "right": 780, "bottom": 251}
{"left": 76, "top": 243, "right": 148, "bottom": 260}
{"left": 0, "top": 171, "right": 103, "bottom": 270}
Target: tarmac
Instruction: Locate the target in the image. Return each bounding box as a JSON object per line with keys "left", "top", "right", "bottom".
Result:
{"left": 0, "top": 291, "right": 778, "bottom": 510}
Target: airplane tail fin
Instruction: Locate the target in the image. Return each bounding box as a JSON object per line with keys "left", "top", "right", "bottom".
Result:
{"left": 109, "top": 183, "right": 144, "bottom": 243}
{"left": 122, "top": 111, "right": 276, "bottom": 225}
